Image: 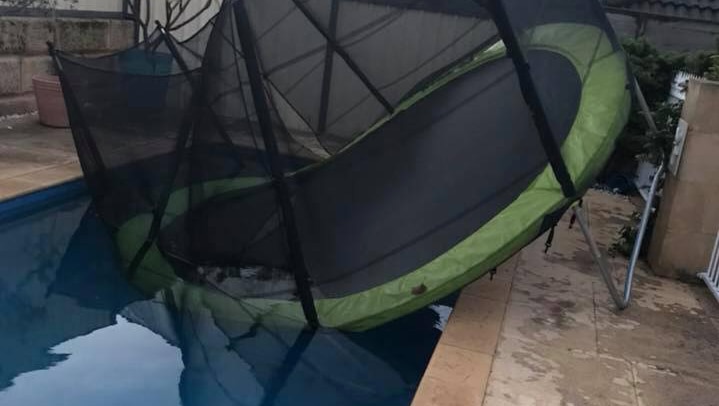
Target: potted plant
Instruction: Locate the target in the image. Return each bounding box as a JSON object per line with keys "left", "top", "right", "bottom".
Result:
{"left": 3, "top": 0, "right": 77, "bottom": 127}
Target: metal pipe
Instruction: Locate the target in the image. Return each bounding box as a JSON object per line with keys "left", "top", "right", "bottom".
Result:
{"left": 698, "top": 232, "right": 719, "bottom": 302}
{"left": 576, "top": 76, "right": 665, "bottom": 309}
{"left": 574, "top": 161, "right": 664, "bottom": 309}
{"left": 317, "top": 0, "right": 339, "bottom": 134}
{"left": 623, "top": 161, "right": 664, "bottom": 305}
{"left": 234, "top": 1, "right": 320, "bottom": 328}
{"left": 573, "top": 205, "right": 622, "bottom": 304}
{"left": 126, "top": 26, "right": 200, "bottom": 278}
{"left": 289, "top": 0, "right": 394, "bottom": 114}
{"left": 47, "top": 42, "right": 109, "bottom": 201}
{"left": 634, "top": 78, "right": 659, "bottom": 134}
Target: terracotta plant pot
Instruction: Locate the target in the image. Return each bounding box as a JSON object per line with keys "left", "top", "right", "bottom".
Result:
{"left": 32, "top": 74, "right": 69, "bottom": 128}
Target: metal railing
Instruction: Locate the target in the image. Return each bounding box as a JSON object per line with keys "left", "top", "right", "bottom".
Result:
{"left": 698, "top": 231, "right": 719, "bottom": 303}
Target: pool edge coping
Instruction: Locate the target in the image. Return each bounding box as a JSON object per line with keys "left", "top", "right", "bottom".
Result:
{"left": 410, "top": 254, "right": 520, "bottom": 406}
{"left": 0, "top": 177, "right": 87, "bottom": 222}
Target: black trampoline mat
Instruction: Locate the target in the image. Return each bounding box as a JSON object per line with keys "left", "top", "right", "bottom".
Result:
{"left": 294, "top": 51, "right": 581, "bottom": 297}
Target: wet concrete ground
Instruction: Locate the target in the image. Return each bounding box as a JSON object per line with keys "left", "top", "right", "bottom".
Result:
{"left": 414, "top": 189, "right": 719, "bottom": 406}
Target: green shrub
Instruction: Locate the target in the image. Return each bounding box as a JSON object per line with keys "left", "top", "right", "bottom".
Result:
{"left": 609, "top": 39, "right": 718, "bottom": 259}
{"left": 706, "top": 55, "right": 719, "bottom": 81}
{"left": 614, "top": 39, "right": 718, "bottom": 167}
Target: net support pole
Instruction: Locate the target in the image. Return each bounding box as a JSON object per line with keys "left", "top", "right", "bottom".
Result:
{"left": 132, "top": 22, "right": 244, "bottom": 281}
{"left": 485, "top": 0, "right": 577, "bottom": 198}
{"left": 155, "top": 22, "right": 247, "bottom": 165}
{"left": 50, "top": 39, "right": 192, "bottom": 279}
{"left": 122, "top": 30, "right": 199, "bottom": 278}
{"left": 234, "top": 0, "right": 319, "bottom": 329}
{"left": 289, "top": 0, "right": 394, "bottom": 114}
{"left": 47, "top": 42, "right": 108, "bottom": 200}
{"left": 317, "top": 0, "right": 339, "bottom": 134}
{"left": 259, "top": 329, "right": 316, "bottom": 406}
{"left": 573, "top": 163, "right": 664, "bottom": 310}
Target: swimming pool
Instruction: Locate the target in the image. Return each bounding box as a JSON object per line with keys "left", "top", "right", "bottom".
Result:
{"left": 0, "top": 183, "right": 453, "bottom": 406}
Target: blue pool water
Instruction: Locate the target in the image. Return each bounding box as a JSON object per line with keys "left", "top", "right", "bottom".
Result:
{"left": 0, "top": 186, "right": 453, "bottom": 406}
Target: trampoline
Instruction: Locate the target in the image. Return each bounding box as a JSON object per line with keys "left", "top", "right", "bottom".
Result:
{"left": 52, "top": 0, "right": 632, "bottom": 331}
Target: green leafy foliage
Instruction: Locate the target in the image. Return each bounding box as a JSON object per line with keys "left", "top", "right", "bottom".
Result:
{"left": 706, "top": 55, "right": 719, "bottom": 81}
{"left": 622, "top": 38, "right": 684, "bottom": 106}
{"left": 617, "top": 100, "right": 682, "bottom": 165}
{"left": 609, "top": 210, "right": 657, "bottom": 258}
{"left": 616, "top": 39, "right": 719, "bottom": 166}
{"left": 608, "top": 39, "right": 717, "bottom": 259}
{"left": 610, "top": 211, "right": 641, "bottom": 257}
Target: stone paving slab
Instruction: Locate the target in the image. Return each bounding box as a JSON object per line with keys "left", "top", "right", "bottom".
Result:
{"left": 0, "top": 115, "right": 80, "bottom": 201}
{"left": 413, "top": 189, "right": 719, "bottom": 406}
{"left": 412, "top": 344, "right": 493, "bottom": 406}
{"left": 483, "top": 338, "right": 638, "bottom": 406}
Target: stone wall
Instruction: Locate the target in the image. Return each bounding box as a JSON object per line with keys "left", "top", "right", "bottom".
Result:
{"left": 0, "top": 17, "right": 133, "bottom": 117}
{"left": 649, "top": 79, "right": 719, "bottom": 278}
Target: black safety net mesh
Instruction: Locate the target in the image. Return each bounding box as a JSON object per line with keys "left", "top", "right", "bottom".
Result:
{"left": 243, "top": 0, "right": 497, "bottom": 153}
{"left": 499, "top": 0, "right": 627, "bottom": 147}
{"left": 54, "top": 15, "right": 220, "bottom": 231}
{"left": 56, "top": 0, "right": 627, "bottom": 323}
{"left": 168, "top": 4, "right": 323, "bottom": 298}
{"left": 59, "top": 57, "right": 198, "bottom": 227}
{"left": 59, "top": 15, "right": 217, "bottom": 75}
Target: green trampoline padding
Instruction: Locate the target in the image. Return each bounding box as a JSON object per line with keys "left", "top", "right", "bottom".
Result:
{"left": 117, "top": 24, "right": 631, "bottom": 331}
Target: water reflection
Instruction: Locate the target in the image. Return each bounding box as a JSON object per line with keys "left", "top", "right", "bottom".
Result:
{"left": 0, "top": 198, "right": 451, "bottom": 406}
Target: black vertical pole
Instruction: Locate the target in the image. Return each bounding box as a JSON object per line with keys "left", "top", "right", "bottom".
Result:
{"left": 485, "top": 0, "right": 577, "bottom": 198}
{"left": 156, "top": 24, "right": 193, "bottom": 75}
{"left": 47, "top": 43, "right": 108, "bottom": 199}
{"left": 233, "top": 0, "right": 319, "bottom": 329}
{"left": 290, "top": 0, "right": 393, "bottom": 114}
{"left": 129, "top": 33, "right": 198, "bottom": 278}
{"left": 588, "top": 0, "right": 634, "bottom": 96}
{"left": 132, "top": 0, "right": 141, "bottom": 44}
{"left": 259, "top": 328, "right": 316, "bottom": 406}
{"left": 125, "top": 97, "right": 197, "bottom": 278}
{"left": 156, "top": 22, "right": 248, "bottom": 170}
{"left": 317, "top": 0, "right": 339, "bottom": 134}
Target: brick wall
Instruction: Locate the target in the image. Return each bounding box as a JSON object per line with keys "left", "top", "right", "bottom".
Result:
{"left": 0, "top": 17, "right": 133, "bottom": 117}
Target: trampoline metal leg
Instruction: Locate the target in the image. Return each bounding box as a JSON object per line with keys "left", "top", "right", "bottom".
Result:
{"left": 573, "top": 162, "right": 665, "bottom": 310}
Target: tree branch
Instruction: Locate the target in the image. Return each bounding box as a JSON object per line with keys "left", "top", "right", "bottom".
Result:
{"left": 165, "top": 0, "right": 172, "bottom": 27}
{"left": 126, "top": 0, "right": 149, "bottom": 45}
{"left": 168, "top": 0, "right": 212, "bottom": 32}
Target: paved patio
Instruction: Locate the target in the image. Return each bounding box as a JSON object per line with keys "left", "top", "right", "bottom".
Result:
{"left": 413, "top": 189, "right": 719, "bottom": 406}
{"left": 0, "top": 114, "right": 80, "bottom": 200}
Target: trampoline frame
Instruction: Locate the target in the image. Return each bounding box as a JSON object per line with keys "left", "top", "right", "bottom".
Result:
{"left": 573, "top": 80, "right": 665, "bottom": 310}
{"left": 48, "top": 0, "right": 641, "bottom": 331}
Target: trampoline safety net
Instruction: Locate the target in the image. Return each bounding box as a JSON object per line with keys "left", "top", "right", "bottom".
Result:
{"left": 53, "top": 0, "right": 630, "bottom": 329}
